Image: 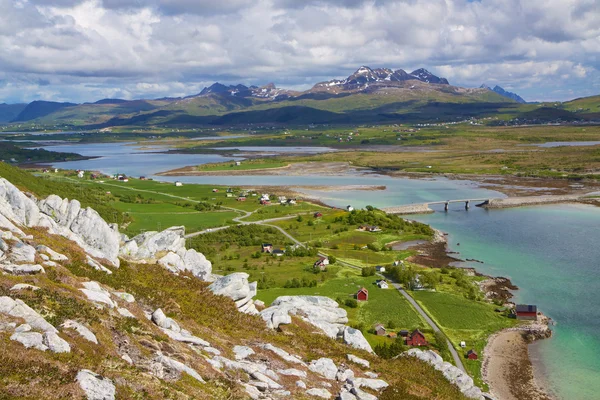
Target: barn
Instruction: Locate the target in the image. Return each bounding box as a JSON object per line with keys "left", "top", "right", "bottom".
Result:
{"left": 515, "top": 304, "right": 538, "bottom": 320}
{"left": 356, "top": 287, "right": 369, "bottom": 302}
{"left": 466, "top": 349, "right": 478, "bottom": 360}
{"left": 406, "top": 329, "right": 428, "bottom": 346}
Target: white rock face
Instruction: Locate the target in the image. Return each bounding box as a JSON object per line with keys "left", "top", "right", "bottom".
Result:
{"left": 120, "top": 227, "right": 212, "bottom": 279}
{"left": 0, "top": 296, "right": 57, "bottom": 333}
{"left": 233, "top": 345, "right": 255, "bottom": 360}
{"left": 260, "top": 296, "right": 373, "bottom": 353}
{"left": 351, "top": 377, "right": 389, "bottom": 391}
{"left": 258, "top": 343, "right": 306, "bottom": 365}
{"left": 62, "top": 320, "right": 98, "bottom": 344}
{"left": 9, "top": 242, "right": 37, "bottom": 263}
{"left": 36, "top": 245, "right": 68, "bottom": 261}
{"left": 0, "top": 179, "right": 120, "bottom": 266}
{"left": 43, "top": 331, "right": 71, "bottom": 353}
{"left": 10, "top": 283, "right": 40, "bottom": 291}
{"left": 10, "top": 331, "right": 48, "bottom": 351}
{"left": 208, "top": 273, "right": 258, "bottom": 314}
{"left": 404, "top": 348, "right": 485, "bottom": 399}
{"left": 1, "top": 263, "right": 45, "bottom": 275}
{"left": 117, "top": 308, "right": 136, "bottom": 318}
{"left": 306, "top": 388, "right": 332, "bottom": 398}
{"left": 76, "top": 370, "right": 116, "bottom": 400}
{"left": 309, "top": 358, "right": 338, "bottom": 380}
{"left": 347, "top": 354, "right": 370, "bottom": 368}
{"left": 80, "top": 282, "right": 116, "bottom": 308}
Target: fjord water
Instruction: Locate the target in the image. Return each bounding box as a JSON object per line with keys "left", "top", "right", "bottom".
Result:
{"left": 37, "top": 141, "right": 600, "bottom": 399}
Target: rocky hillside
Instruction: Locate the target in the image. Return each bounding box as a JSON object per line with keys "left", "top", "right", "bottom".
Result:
{"left": 0, "top": 170, "right": 485, "bottom": 399}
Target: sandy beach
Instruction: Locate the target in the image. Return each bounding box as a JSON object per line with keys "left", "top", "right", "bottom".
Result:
{"left": 483, "top": 330, "right": 553, "bottom": 400}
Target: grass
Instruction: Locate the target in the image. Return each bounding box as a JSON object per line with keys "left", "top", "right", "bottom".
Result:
{"left": 256, "top": 268, "right": 428, "bottom": 348}
{"left": 195, "top": 158, "right": 288, "bottom": 171}
{"left": 411, "top": 290, "right": 518, "bottom": 388}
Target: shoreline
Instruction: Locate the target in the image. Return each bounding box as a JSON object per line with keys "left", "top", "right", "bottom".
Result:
{"left": 483, "top": 326, "right": 553, "bottom": 400}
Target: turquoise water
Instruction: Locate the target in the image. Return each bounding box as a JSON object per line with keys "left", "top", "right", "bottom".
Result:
{"left": 36, "top": 141, "right": 600, "bottom": 399}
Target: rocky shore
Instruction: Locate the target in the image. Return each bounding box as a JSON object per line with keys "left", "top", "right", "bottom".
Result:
{"left": 484, "top": 194, "right": 587, "bottom": 209}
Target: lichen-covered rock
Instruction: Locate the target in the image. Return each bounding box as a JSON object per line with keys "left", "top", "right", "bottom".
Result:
{"left": 259, "top": 343, "right": 306, "bottom": 365}
{"left": 43, "top": 331, "right": 71, "bottom": 353}
{"left": 80, "top": 282, "right": 115, "bottom": 308}
{"left": 117, "top": 308, "right": 136, "bottom": 318}
{"left": 10, "top": 283, "right": 40, "bottom": 291}
{"left": 76, "top": 370, "right": 116, "bottom": 400}
{"left": 0, "top": 296, "right": 57, "bottom": 332}
{"left": 8, "top": 242, "right": 36, "bottom": 263}
{"left": 350, "top": 387, "right": 377, "bottom": 400}
{"left": 309, "top": 358, "right": 338, "bottom": 380}
{"left": 347, "top": 354, "right": 370, "bottom": 368}
{"left": 36, "top": 245, "right": 68, "bottom": 261}
{"left": 1, "top": 263, "right": 45, "bottom": 275}
{"left": 155, "top": 353, "right": 205, "bottom": 383}
{"left": 208, "top": 273, "right": 258, "bottom": 314}
{"left": 260, "top": 296, "right": 373, "bottom": 352}
{"left": 351, "top": 377, "right": 389, "bottom": 391}
{"left": 342, "top": 327, "right": 373, "bottom": 353}
{"left": 306, "top": 388, "right": 332, "bottom": 398}
{"left": 86, "top": 256, "right": 113, "bottom": 274}
{"left": 10, "top": 331, "right": 48, "bottom": 351}
{"left": 113, "top": 291, "right": 135, "bottom": 303}
{"left": 233, "top": 345, "right": 255, "bottom": 360}
{"left": 62, "top": 320, "right": 98, "bottom": 344}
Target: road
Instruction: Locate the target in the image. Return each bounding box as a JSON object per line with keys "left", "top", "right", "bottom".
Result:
{"left": 391, "top": 282, "right": 466, "bottom": 372}
{"left": 92, "top": 179, "right": 465, "bottom": 370}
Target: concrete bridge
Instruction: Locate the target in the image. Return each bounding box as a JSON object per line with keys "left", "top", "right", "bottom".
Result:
{"left": 381, "top": 198, "right": 491, "bottom": 215}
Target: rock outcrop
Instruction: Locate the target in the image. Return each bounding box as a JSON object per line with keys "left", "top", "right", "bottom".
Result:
{"left": 120, "top": 226, "right": 212, "bottom": 279}
{"left": 76, "top": 370, "right": 116, "bottom": 400}
{"left": 208, "top": 272, "right": 258, "bottom": 314}
{"left": 404, "top": 348, "right": 486, "bottom": 399}
{"left": 260, "top": 296, "right": 373, "bottom": 353}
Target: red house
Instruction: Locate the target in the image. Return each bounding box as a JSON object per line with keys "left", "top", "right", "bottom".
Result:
{"left": 466, "top": 349, "right": 478, "bottom": 360}
{"left": 406, "top": 329, "right": 428, "bottom": 346}
{"left": 356, "top": 287, "right": 369, "bottom": 302}
{"left": 515, "top": 304, "right": 538, "bottom": 320}
{"left": 314, "top": 212, "right": 323, "bottom": 218}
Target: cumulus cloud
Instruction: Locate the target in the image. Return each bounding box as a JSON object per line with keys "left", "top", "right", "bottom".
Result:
{"left": 0, "top": 0, "right": 598, "bottom": 102}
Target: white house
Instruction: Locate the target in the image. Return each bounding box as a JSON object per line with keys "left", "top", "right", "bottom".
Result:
{"left": 175, "top": 181, "right": 183, "bottom": 187}
{"left": 375, "top": 266, "right": 386, "bottom": 273}
{"left": 347, "top": 205, "right": 354, "bottom": 212}
{"left": 77, "top": 170, "right": 84, "bottom": 178}
{"left": 377, "top": 280, "right": 389, "bottom": 289}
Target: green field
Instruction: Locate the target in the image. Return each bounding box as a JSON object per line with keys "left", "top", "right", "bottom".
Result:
{"left": 257, "top": 269, "right": 428, "bottom": 348}
{"left": 411, "top": 290, "right": 518, "bottom": 388}
{"left": 195, "top": 158, "right": 288, "bottom": 171}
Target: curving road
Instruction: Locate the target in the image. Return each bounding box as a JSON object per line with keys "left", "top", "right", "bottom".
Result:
{"left": 92, "top": 178, "right": 465, "bottom": 370}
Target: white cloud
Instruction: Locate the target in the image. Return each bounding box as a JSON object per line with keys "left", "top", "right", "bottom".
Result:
{"left": 0, "top": 0, "right": 597, "bottom": 103}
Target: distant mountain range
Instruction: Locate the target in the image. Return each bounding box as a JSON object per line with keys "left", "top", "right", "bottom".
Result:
{"left": 1, "top": 66, "right": 593, "bottom": 127}
{"left": 480, "top": 84, "right": 526, "bottom": 103}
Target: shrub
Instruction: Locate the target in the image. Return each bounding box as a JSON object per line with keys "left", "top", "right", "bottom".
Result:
{"left": 345, "top": 299, "right": 358, "bottom": 308}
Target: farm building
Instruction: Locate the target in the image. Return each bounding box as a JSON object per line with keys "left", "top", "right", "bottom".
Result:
{"left": 515, "top": 304, "right": 538, "bottom": 320}
{"left": 237, "top": 196, "right": 247, "bottom": 202}
{"left": 399, "top": 330, "right": 409, "bottom": 337}
{"left": 376, "top": 280, "right": 389, "bottom": 289}
{"left": 314, "top": 212, "right": 323, "bottom": 218}
{"left": 360, "top": 225, "right": 381, "bottom": 232}
{"left": 175, "top": 181, "right": 183, "bottom": 187}
{"left": 272, "top": 249, "right": 285, "bottom": 257}
{"left": 313, "top": 257, "right": 329, "bottom": 271}
{"left": 374, "top": 324, "right": 386, "bottom": 336}
{"left": 388, "top": 332, "right": 397, "bottom": 339}
{"left": 260, "top": 199, "right": 271, "bottom": 205}
{"left": 406, "top": 329, "right": 428, "bottom": 346}
{"left": 356, "top": 287, "right": 368, "bottom": 302}
{"left": 375, "top": 266, "right": 386, "bottom": 273}
{"left": 466, "top": 349, "right": 478, "bottom": 360}
{"left": 261, "top": 243, "right": 273, "bottom": 253}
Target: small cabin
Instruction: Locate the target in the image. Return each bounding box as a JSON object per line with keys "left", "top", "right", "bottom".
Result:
{"left": 237, "top": 196, "right": 247, "bottom": 202}
{"left": 376, "top": 280, "right": 389, "bottom": 289}
{"left": 374, "top": 324, "right": 386, "bottom": 336}
{"left": 399, "top": 330, "right": 409, "bottom": 337}
{"left": 406, "top": 329, "right": 428, "bottom": 346}
{"left": 375, "top": 265, "right": 386, "bottom": 273}
{"left": 466, "top": 349, "right": 478, "bottom": 360}
{"left": 314, "top": 212, "right": 323, "bottom": 218}
{"left": 261, "top": 243, "right": 273, "bottom": 253}
{"left": 515, "top": 304, "right": 538, "bottom": 320}
{"left": 388, "top": 332, "right": 397, "bottom": 339}
{"left": 356, "top": 287, "right": 368, "bottom": 302}
{"left": 235, "top": 161, "right": 242, "bottom": 166}
{"left": 313, "top": 257, "right": 329, "bottom": 270}
{"left": 260, "top": 199, "right": 271, "bottom": 205}
{"left": 347, "top": 205, "right": 354, "bottom": 212}
{"left": 175, "top": 181, "right": 183, "bottom": 187}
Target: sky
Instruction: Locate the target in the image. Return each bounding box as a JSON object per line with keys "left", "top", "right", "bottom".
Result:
{"left": 0, "top": 0, "right": 598, "bottom": 104}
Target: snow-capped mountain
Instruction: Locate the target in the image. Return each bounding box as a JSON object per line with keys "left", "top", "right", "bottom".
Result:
{"left": 195, "top": 82, "right": 291, "bottom": 100}
{"left": 312, "top": 66, "right": 449, "bottom": 92}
